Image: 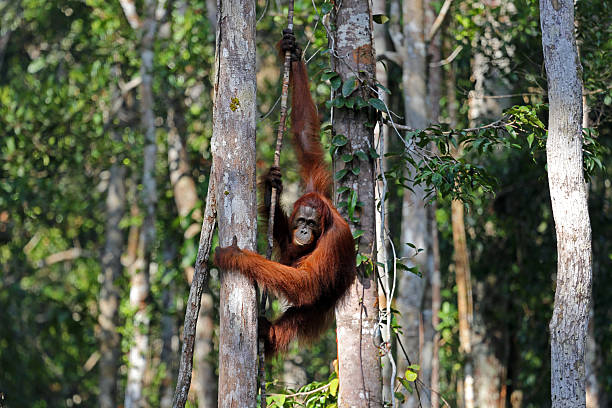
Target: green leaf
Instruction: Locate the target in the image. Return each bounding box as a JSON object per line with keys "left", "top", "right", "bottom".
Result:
{"left": 394, "top": 391, "right": 406, "bottom": 402}
{"left": 355, "top": 96, "right": 369, "bottom": 109}
{"left": 527, "top": 133, "right": 535, "bottom": 148}
{"left": 27, "top": 59, "right": 46, "bottom": 74}
{"left": 321, "top": 2, "right": 333, "bottom": 15}
{"left": 334, "top": 168, "right": 349, "bottom": 181}
{"left": 349, "top": 189, "right": 358, "bottom": 209}
{"left": 399, "top": 378, "right": 413, "bottom": 392}
{"left": 368, "top": 97, "right": 386, "bottom": 112}
{"left": 341, "top": 153, "right": 354, "bottom": 162}
{"left": 355, "top": 150, "right": 368, "bottom": 161}
{"left": 342, "top": 76, "right": 358, "bottom": 98}
{"left": 267, "top": 394, "right": 286, "bottom": 407}
{"left": 332, "top": 134, "right": 348, "bottom": 147}
{"left": 373, "top": 14, "right": 390, "bottom": 24}
{"left": 376, "top": 82, "right": 391, "bottom": 94}
{"left": 351, "top": 167, "right": 361, "bottom": 175}
{"left": 353, "top": 230, "right": 365, "bottom": 239}
{"left": 330, "top": 76, "right": 342, "bottom": 90}
{"left": 321, "top": 71, "right": 338, "bottom": 81}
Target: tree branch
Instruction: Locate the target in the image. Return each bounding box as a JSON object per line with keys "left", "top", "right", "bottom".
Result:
{"left": 118, "top": 0, "right": 142, "bottom": 29}
{"left": 429, "top": 45, "right": 462, "bottom": 67}
{"left": 36, "top": 248, "right": 91, "bottom": 268}
{"left": 426, "top": 0, "right": 453, "bottom": 42}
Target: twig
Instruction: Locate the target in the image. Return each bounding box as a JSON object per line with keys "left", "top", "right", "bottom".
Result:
{"left": 269, "top": 382, "right": 331, "bottom": 399}
{"left": 429, "top": 45, "right": 462, "bottom": 67}
{"left": 172, "top": 173, "right": 217, "bottom": 408}
{"left": 382, "top": 117, "right": 511, "bottom": 134}
{"left": 426, "top": 0, "right": 453, "bottom": 42}
{"left": 36, "top": 248, "right": 91, "bottom": 268}
{"left": 118, "top": 0, "right": 141, "bottom": 29}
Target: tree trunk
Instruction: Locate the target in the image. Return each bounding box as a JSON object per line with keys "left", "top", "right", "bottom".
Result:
{"left": 373, "top": 0, "right": 395, "bottom": 404}
{"left": 451, "top": 199, "right": 475, "bottom": 408}
{"left": 212, "top": 0, "right": 258, "bottom": 406}
{"left": 167, "top": 105, "right": 216, "bottom": 407}
{"left": 397, "top": 0, "right": 429, "bottom": 405}
{"left": 160, "top": 247, "right": 178, "bottom": 408}
{"left": 467, "top": 20, "right": 512, "bottom": 407}
{"left": 540, "top": 0, "right": 592, "bottom": 406}
{"left": 99, "top": 158, "right": 126, "bottom": 408}
{"left": 194, "top": 294, "right": 216, "bottom": 408}
{"left": 426, "top": 6, "right": 443, "bottom": 406}
{"left": 125, "top": 2, "right": 160, "bottom": 406}
{"left": 330, "top": 1, "right": 382, "bottom": 406}
{"left": 429, "top": 205, "right": 441, "bottom": 408}
{"left": 422, "top": 4, "right": 442, "bottom": 405}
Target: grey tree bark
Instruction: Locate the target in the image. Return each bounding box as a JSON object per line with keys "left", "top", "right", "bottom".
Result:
{"left": 99, "top": 154, "right": 126, "bottom": 408}
{"left": 330, "top": 0, "right": 382, "bottom": 406}
{"left": 426, "top": 5, "right": 443, "bottom": 405}
{"left": 392, "top": 0, "right": 430, "bottom": 405}
{"left": 160, "top": 247, "right": 179, "bottom": 408}
{"left": 124, "top": 1, "right": 161, "bottom": 406}
{"left": 540, "top": 0, "right": 592, "bottom": 406}
{"left": 212, "top": 0, "right": 258, "bottom": 406}
{"left": 167, "top": 106, "right": 216, "bottom": 408}
{"left": 373, "top": 0, "right": 395, "bottom": 405}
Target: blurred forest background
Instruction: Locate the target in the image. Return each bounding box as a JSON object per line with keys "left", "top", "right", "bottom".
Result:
{"left": 0, "top": 0, "right": 610, "bottom": 407}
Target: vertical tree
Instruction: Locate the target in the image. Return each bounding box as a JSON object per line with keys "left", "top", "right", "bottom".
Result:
{"left": 426, "top": 4, "right": 444, "bottom": 405}
{"left": 390, "top": 0, "right": 431, "bottom": 404}
{"left": 451, "top": 197, "right": 475, "bottom": 408}
{"left": 330, "top": 0, "right": 382, "bottom": 406}
{"left": 98, "top": 135, "right": 126, "bottom": 408}
{"left": 98, "top": 64, "right": 128, "bottom": 408}
{"left": 540, "top": 0, "right": 592, "bottom": 406}
{"left": 212, "top": 0, "right": 258, "bottom": 406}
{"left": 372, "top": 0, "right": 394, "bottom": 404}
{"left": 167, "top": 106, "right": 216, "bottom": 408}
{"left": 121, "top": 0, "right": 163, "bottom": 405}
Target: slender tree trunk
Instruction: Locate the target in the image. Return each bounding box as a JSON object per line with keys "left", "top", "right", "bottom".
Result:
{"left": 444, "top": 57, "right": 474, "bottom": 408}
{"left": 429, "top": 206, "right": 441, "bottom": 408}
{"left": 167, "top": 106, "right": 217, "bottom": 408}
{"left": 451, "top": 199, "right": 474, "bottom": 408}
{"left": 160, "top": 246, "right": 178, "bottom": 408}
{"left": 467, "top": 21, "right": 511, "bottom": 407}
{"left": 194, "top": 294, "right": 216, "bottom": 408}
{"left": 540, "top": 0, "right": 592, "bottom": 406}
{"left": 212, "top": 0, "right": 258, "bottom": 406}
{"left": 330, "top": 1, "right": 382, "bottom": 406}
{"left": 373, "top": 0, "right": 395, "bottom": 404}
{"left": 125, "top": 2, "right": 160, "bottom": 406}
{"left": 99, "top": 156, "right": 126, "bottom": 408}
{"left": 426, "top": 6, "right": 443, "bottom": 406}
{"left": 422, "top": 3, "right": 442, "bottom": 405}
{"left": 397, "top": 0, "right": 429, "bottom": 405}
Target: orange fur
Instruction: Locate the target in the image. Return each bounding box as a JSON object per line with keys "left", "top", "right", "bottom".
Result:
{"left": 215, "top": 54, "right": 355, "bottom": 355}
